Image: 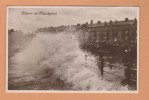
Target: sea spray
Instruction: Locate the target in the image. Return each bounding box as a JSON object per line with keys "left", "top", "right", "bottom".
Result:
{"left": 12, "top": 32, "right": 129, "bottom": 90}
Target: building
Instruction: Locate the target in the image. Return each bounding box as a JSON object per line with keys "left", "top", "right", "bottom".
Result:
{"left": 8, "top": 29, "right": 23, "bottom": 35}
{"left": 76, "top": 18, "right": 137, "bottom": 43}
{"left": 35, "top": 25, "right": 68, "bottom": 33}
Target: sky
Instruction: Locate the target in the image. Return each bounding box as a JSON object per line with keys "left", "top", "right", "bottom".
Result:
{"left": 8, "top": 7, "right": 139, "bottom": 33}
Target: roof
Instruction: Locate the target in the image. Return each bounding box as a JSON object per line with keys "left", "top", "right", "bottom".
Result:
{"left": 81, "top": 19, "right": 136, "bottom": 28}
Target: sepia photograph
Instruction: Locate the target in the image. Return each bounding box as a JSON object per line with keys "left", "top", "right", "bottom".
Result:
{"left": 7, "top": 6, "right": 139, "bottom": 92}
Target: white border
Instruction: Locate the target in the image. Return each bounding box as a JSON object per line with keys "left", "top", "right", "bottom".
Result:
{"left": 6, "top": 6, "right": 139, "bottom": 93}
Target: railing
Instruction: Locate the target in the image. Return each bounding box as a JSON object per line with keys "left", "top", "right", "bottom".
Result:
{"left": 85, "top": 54, "right": 137, "bottom": 84}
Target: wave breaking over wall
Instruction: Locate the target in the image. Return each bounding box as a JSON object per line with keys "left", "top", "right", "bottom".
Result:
{"left": 11, "top": 32, "right": 129, "bottom": 91}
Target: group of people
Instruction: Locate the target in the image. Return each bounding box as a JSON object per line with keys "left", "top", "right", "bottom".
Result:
{"left": 80, "top": 40, "right": 137, "bottom": 84}
{"left": 80, "top": 41, "right": 137, "bottom": 61}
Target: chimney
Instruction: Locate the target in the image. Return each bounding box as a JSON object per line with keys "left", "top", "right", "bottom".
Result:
{"left": 90, "top": 20, "right": 93, "bottom": 25}
{"left": 110, "top": 20, "right": 112, "bottom": 25}
{"left": 115, "top": 20, "right": 117, "bottom": 23}
{"left": 104, "top": 21, "right": 107, "bottom": 26}
{"left": 86, "top": 22, "right": 88, "bottom": 25}
{"left": 135, "top": 18, "right": 137, "bottom": 23}
{"left": 77, "top": 23, "right": 80, "bottom": 26}
{"left": 125, "top": 18, "right": 129, "bottom": 21}
{"left": 97, "top": 21, "right": 101, "bottom": 24}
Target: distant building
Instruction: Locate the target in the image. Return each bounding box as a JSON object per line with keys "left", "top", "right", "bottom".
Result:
{"left": 8, "top": 29, "right": 23, "bottom": 35}
{"left": 35, "top": 25, "right": 67, "bottom": 33}
{"left": 8, "top": 29, "right": 15, "bottom": 34}
{"left": 76, "top": 18, "right": 137, "bottom": 42}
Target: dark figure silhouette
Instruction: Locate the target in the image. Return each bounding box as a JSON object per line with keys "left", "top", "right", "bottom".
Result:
{"left": 98, "top": 50, "right": 104, "bottom": 76}
{"left": 123, "top": 47, "right": 132, "bottom": 84}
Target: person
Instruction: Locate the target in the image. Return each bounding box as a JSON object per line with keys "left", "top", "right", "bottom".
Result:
{"left": 85, "top": 54, "right": 88, "bottom": 60}
{"left": 98, "top": 50, "right": 104, "bottom": 75}
{"left": 124, "top": 61, "right": 131, "bottom": 84}
{"left": 123, "top": 47, "right": 131, "bottom": 84}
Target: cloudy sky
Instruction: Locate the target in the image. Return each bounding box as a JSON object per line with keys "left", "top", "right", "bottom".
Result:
{"left": 8, "top": 6, "right": 139, "bottom": 33}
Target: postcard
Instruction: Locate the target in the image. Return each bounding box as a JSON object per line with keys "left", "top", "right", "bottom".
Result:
{"left": 0, "top": 0, "right": 148, "bottom": 100}
{"left": 7, "top": 6, "right": 139, "bottom": 92}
